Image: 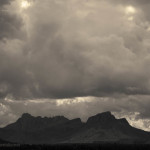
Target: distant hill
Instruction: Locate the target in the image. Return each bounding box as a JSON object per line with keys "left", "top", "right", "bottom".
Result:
{"left": 0, "top": 111, "right": 149, "bottom": 144}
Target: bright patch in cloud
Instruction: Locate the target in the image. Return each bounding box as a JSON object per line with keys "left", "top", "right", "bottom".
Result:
{"left": 21, "top": 0, "right": 31, "bottom": 9}
{"left": 125, "top": 6, "right": 136, "bottom": 14}
{"left": 56, "top": 97, "right": 93, "bottom": 106}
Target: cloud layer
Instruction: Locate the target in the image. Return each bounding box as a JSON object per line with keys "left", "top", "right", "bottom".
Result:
{"left": 0, "top": 0, "right": 150, "bottom": 99}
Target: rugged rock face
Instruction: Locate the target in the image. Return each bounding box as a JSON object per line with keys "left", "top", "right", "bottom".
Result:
{"left": 86, "top": 111, "right": 117, "bottom": 127}
{"left": 0, "top": 112, "right": 149, "bottom": 144}
{"left": 5, "top": 113, "right": 69, "bottom": 131}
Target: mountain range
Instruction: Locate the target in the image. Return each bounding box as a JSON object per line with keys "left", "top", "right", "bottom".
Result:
{"left": 0, "top": 111, "right": 150, "bottom": 144}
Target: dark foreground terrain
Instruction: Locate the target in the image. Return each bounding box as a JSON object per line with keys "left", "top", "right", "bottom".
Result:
{"left": 0, "top": 144, "right": 150, "bottom": 150}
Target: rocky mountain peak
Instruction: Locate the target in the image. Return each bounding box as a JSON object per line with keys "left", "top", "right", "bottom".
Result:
{"left": 21, "top": 113, "right": 33, "bottom": 119}
{"left": 86, "top": 111, "right": 116, "bottom": 125}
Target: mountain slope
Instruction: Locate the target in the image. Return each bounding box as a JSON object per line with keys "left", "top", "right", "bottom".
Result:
{"left": 0, "top": 138, "right": 11, "bottom": 144}
{"left": 0, "top": 112, "right": 149, "bottom": 144}
{"left": 68, "top": 112, "right": 150, "bottom": 143}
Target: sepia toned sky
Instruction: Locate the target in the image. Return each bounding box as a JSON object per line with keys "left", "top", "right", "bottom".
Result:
{"left": 1, "top": 0, "right": 150, "bottom": 131}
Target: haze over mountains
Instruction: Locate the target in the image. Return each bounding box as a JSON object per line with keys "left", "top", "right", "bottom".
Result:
{"left": 0, "top": 112, "right": 150, "bottom": 144}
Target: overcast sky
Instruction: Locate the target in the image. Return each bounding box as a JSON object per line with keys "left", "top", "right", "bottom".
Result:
{"left": 1, "top": 0, "right": 150, "bottom": 131}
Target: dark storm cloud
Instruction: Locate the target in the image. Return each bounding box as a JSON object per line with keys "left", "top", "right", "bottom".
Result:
{"left": 0, "top": 0, "right": 23, "bottom": 40}
{"left": 0, "top": 0, "right": 11, "bottom": 6}
{"left": 0, "top": 12, "right": 23, "bottom": 39}
{"left": 0, "top": 0, "right": 150, "bottom": 100}
{"left": 0, "top": 0, "right": 32, "bottom": 99}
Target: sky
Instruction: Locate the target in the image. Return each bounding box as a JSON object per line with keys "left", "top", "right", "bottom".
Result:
{"left": 1, "top": 0, "right": 150, "bottom": 131}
